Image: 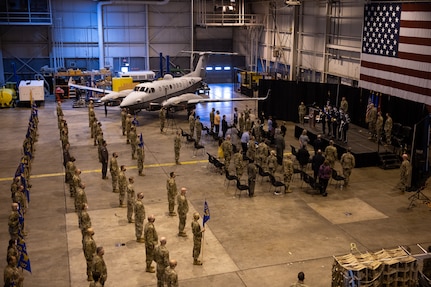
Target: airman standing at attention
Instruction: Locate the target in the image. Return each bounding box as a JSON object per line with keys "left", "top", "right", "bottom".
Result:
{"left": 159, "top": 107, "right": 167, "bottom": 133}
{"left": 89, "top": 107, "right": 96, "bottom": 136}
{"left": 144, "top": 215, "right": 158, "bottom": 273}
{"left": 121, "top": 108, "right": 127, "bottom": 136}
{"left": 174, "top": 130, "right": 182, "bottom": 165}
{"left": 79, "top": 203, "right": 92, "bottom": 238}
{"left": 366, "top": 103, "right": 377, "bottom": 140}
{"left": 3, "top": 256, "right": 24, "bottom": 287}
{"left": 209, "top": 108, "right": 215, "bottom": 133}
{"left": 191, "top": 212, "right": 205, "bottom": 265}
{"left": 92, "top": 119, "right": 99, "bottom": 146}
{"left": 165, "top": 259, "right": 178, "bottom": 287}
{"left": 74, "top": 182, "right": 88, "bottom": 213}
{"left": 189, "top": 111, "right": 195, "bottom": 136}
{"left": 129, "top": 125, "right": 138, "bottom": 159}
{"left": 246, "top": 135, "right": 257, "bottom": 162}
{"left": 340, "top": 147, "right": 356, "bottom": 186}
{"left": 83, "top": 228, "right": 97, "bottom": 281}
{"left": 135, "top": 192, "right": 146, "bottom": 243}
{"left": 384, "top": 113, "right": 393, "bottom": 146}
{"left": 177, "top": 187, "right": 189, "bottom": 237}
{"left": 66, "top": 156, "right": 76, "bottom": 196}
{"left": 398, "top": 154, "right": 412, "bottom": 192}
{"left": 247, "top": 162, "right": 257, "bottom": 197}
{"left": 257, "top": 139, "right": 269, "bottom": 168}
{"left": 195, "top": 115, "right": 202, "bottom": 144}
{"left": 238, "top": 112, "right": 245, "bottom": 134}
{"left": 118, "top": 165, "right": 127, "bottom": 207}
{"left": 298, "top": 102, "right": 306, "bottom": 124}
{"left": 126, "top": 177, "right": 136, "bottom": 223}
{"left": 109, "top": 152, "right": 119, "bottom": 193}
{"left": 167, "top": 172, "right": 178, "bottom": 216}
{"left": 92, "top": 247, "right": 107, "bottom": 286}
{"left": 137, "top": 142, "right": 145, "bottom": 176}
{"left": 154, "top": 237, "right": 170, "bottom": 287}
{"left": 125, "top": 114, "right": 132, "bottom": 144}
{"left": 375, "top": 111, "right": 384, "bottom": 143}
{"left": 324, "top": 140, "right": 338, "bottom": 168}
{"left": 8, "top": 203, "right": 20, "bottom": 241}
{"left": 71, "top": 168, "right": 82, "bottom": 198}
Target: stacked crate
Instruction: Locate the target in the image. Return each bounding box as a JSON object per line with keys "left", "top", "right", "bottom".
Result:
{"left": 332, "top": 247, "right": 418, "bottom": 287}
{"left": 332, "top": 252, "right": 383, "bottom": 287}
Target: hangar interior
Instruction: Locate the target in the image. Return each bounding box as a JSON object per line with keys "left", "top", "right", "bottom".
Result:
{"left": 1, "top": 0, "right": 431, "bottom": 287}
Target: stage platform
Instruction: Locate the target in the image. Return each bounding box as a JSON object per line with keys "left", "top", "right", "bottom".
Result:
{"left": 294, "top": 123, "right": 396, "bottom": 168}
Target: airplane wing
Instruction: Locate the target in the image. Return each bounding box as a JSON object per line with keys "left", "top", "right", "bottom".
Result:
{"left": 68, "top": 78, "right": 133, "bottom": 103}
{"left": 162, "top": 93, "right": 207, "bottom": 108}
{"left": 187, "top": 89, "right": 270, "bottom": 105}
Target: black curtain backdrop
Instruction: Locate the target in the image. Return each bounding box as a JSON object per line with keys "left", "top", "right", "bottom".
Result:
{"left": 258, "top": 79, "right": 427, "bottom": 132}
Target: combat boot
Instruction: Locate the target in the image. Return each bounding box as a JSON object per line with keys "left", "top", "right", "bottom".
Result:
{"left": 146, "top": 264, "right": 155, "bottom": 273}
{"left": 136, "top": 237, "right": 145, "bottom": 243}
{"left": 193, "top": 259, "right": 203, "bottom": 265}
{"left": 178, "top": 232, "right": 187, "bottom": 237}
{"left": 113, "top": 189, "right": 119, "bottom": 193}
{"left": 169, "top": 212, "right": 177, "bottom": 216}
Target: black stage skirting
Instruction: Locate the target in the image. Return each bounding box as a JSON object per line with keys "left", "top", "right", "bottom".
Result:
{"left": 294, "top": 123, "right": 386, "bottom": 168}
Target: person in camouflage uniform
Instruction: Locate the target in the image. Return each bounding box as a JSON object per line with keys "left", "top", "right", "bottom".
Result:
{"left": 66, "top": 156, "right": 76, "bottom": 196}
{"left": 340, "top": 147, "right": 356, "bottom": 186}
{"left": 129, "top": 126, "right": 138, "bottom": 159}
{"left": 324, "top": 140, "right": 338, "bottom": 168}
{"left": 209, "top": 108, "right": 215, "bottom": 133}
{"left": 174, "top": 130, "right": 181, "bottom": 165}
{"left": 121, "top": 108, "right": 127, "bottom": 136}
{"left": 375, "top": 111, "right": 384, "bottom": 143}
{"left": 75, "top": 182, "right": 88, "bottom": 213}
{"left": 79, "top": 203, "right": 92, "bottom": 238}
{"left": 298, "top": 102, "right": 306, "bottom": 124}
{"left": 71, "top": 168, "right": 82, "bottom": 198}
{"left": 154, "top": 237, "right": 170, "bottom": 287}
{"left": 126, "top": 177, "right": 136, "bottom": 223}
{"left": 221, "top": 135, "right": 233, "bottom": 171}
{"left": 189, "top": 111, "right": 195, "bottom": 136}
{"left": 83, "top": 228, "right": 97, "bottom": 281}
{"left": 135, "top": 192, "right": 146, "bottom": 243}
{"left": 267, "top": 150, "right": 278, "bottom": 175}
{"left": 398, "top": 154, "right": 411, "bottom": 191}
{"left": 109, "top": 152, "right": 119, "bottom": 193}
{"left": 3, "top": 256, "right": 24, "bottom": 287}
{"left": 247, "top": 162, "right": 257, "bottom": 197}
{"left": 92, "top": 120, "right": 99, "bottom": 146}
{"left": 195, "top": 115, "right": 202, "bottom": 144}
{"left": 166, "top": 172, "right": 178, "bottom": 216}
{"left": 233, "top": 149, "right": 245, "bottom": 178}
{"left": 89, "top": 108, "right": 96, "bottom": 137}
{"left": 159, "top": 107, "right": 166, "bottom": 133}
{"left": 246, "top": 136, "right": 257, "bottom": 162}
{"left": 282, "top": 154, "right": 294, "bottom": 193}
{"left": 191, "top": 212, "right": 205, "bottom": 265}
{"left": 8, "top": 203, "right": 20, "bottom": 241}
{"left": 95, "top": 122, "right": 102, "bottom": 147}
{"left": 137, "top": 143, "right": 145, "bottom": 176}
{"left": 118, "top": 165, "right": 127, "bottom": 207}
{"left": 92, "top": 247, "right": 107, "bottom": 286}
{"left": 238, "top": 113, "right": 245, "bottom": 134}
{"left": 125, "top": 114, "right": 132, "bottom": 144}
{"left": 384, "top": 113, "right": 393, "bottom": 145}
{"left": 165, "top": 259, "right": 178, "bottom": 287}
{"left": 257, "top": 139, "right": 269, "bottom": 168}
{"left": 144, "top": 215, "right": 158, "bottom": 273}
{"left": 177, "top": 187, "right": 189, "bottom": 237}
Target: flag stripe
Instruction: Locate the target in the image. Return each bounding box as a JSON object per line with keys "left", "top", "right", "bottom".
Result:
{"left": 399, "top": 36, "right": 431, "bottom": 47}
{"left": 360, "top": 2, "right": 431, "bottom": 104}
{"left": 360, "top": 61, "right": 431, "bottom": 82}
{"left": 360, "top": 74, "right": 431, "bottom": 97}
{"left": 360, "top": 80, "right": 431, "bottom": 105}
{"left": 400, "top": 20, "right": 431, "bottom": 29}
{"left": 399, "top": 43, "right": 431, "bottom": 57}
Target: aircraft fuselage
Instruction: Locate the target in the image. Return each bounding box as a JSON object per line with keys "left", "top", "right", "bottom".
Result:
{"left": 119, "top": 74, "right": 202, "bottom": 111}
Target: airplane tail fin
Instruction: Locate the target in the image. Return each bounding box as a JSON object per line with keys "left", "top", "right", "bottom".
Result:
{"left": 185, "top": 53, "right": 208, "bottom": 78}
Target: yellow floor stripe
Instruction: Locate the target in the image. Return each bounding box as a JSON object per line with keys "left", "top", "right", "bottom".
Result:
{"left": 0, "top": 159, "right": 209, "bottom": 182}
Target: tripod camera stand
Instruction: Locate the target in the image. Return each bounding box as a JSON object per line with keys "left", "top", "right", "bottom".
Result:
{"left": 408, "top": 185, "right": 431, "bottom": 209}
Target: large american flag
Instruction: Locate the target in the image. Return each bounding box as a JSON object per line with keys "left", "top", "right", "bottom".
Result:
{"left": 359, "top": 2, "right": 431, "bottom": 105}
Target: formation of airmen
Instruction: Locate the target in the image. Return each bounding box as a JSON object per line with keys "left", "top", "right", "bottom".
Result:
{"left": 6, "top": 104, "right": 39, "bottom": 286}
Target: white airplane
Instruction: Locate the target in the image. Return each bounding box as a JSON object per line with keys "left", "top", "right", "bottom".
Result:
{"left": 70, "top": 52, "right": 269, "bottom": 112}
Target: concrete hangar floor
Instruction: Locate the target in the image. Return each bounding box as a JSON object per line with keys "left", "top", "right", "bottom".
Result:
{"left": 0, "top": 83, "right": 430, "bottom": 287}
